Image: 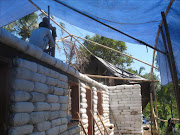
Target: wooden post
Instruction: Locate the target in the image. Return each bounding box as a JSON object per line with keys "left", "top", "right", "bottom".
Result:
{"left": 90, "top": 110, "right": 104, "bottom": 135}
{"left": 77, "top": 112, "right": 88, "bottom": 135}
{"left": 110, "top": 108, "right": 122, "bottom": 135}
{"left": 161, "top": 12, "right": 180, "bottom": 119}
{"left": 97, "top": 111, "right": 109, "bottom": 135}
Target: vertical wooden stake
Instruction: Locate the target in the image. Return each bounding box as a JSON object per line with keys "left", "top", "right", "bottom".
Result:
{"left": 77, "top": 112, "right": 88, "bottom": 135}
{"left": 90, "top": 110, "right": 104, "bottom": 135}
{"left": 110, "top": 108, "right": 122, "bottom": 135}
{"left": 97, "top": 111, "right": 109, "bottom": 135}
{"left": 161, "top": 12, "right": 180, "bottom": 119}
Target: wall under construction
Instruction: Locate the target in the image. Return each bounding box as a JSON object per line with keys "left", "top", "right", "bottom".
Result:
{"left": 109, "top": 85, "right": 142, "bottom": 135}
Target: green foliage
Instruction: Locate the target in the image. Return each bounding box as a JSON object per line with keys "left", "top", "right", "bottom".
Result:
{"left": 82, "top": 34, "right": 133, "bottom": 68}
{"left": 3, "top": 13, "right": 39, "bottom": 41}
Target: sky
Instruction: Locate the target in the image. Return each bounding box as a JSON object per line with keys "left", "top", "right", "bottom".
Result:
{"left": 51, "top": 17, "right": 160, "bottom": 78}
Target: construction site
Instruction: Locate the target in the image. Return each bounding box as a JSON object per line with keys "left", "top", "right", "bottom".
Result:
{"left": 0, "top": 0, "right": 180, "bottom": 135}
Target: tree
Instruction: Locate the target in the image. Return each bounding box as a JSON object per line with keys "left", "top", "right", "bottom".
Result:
{"left": 81, "top": 34, "right": 133, "bottom": 68}
{"left": 3, "top": 13, "right": 39, "bottom": 41}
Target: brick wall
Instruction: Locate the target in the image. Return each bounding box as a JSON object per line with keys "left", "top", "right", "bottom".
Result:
{"left": 109, "top": 85, "right": 142, "bottom": 135}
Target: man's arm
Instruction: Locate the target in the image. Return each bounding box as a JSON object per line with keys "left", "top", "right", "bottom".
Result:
{"left": 47, "top": 30, "right": 55, "bottom": 47}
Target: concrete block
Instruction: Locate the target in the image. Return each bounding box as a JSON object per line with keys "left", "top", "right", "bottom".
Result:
{"left": 9, "top": 125, "right": 33, "bottom": 135}
{"left": 10, "top": 113, "right": 30, "bottom": 126}
{"left": 35, "top": 121, "right": 51, "bottom": 132}
{"left": 34, "top": 82, "right": 49, "bottom": 94}
{"left": 34, "top": 102, "right": 51, "bottom": 111}
{"left": 31, "top": 92, "right": 45, "bottom": 102}
{"left": 12, "top": 79, "right": 34, "bottom": 92}
{"left": 30, "top": 111, "right": 50, "bottom": 124}
{"left": 11, "top": 90, "right": 31, "bottom": 102}
{"left": 11, "top": 102, "right": 34, "bottom": 113}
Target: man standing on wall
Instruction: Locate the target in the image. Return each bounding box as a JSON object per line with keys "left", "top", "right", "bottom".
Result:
{"left": 29, "top": 17, "right": 56, "bottom": 53}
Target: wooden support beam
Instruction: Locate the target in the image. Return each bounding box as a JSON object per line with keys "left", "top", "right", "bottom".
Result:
{"left": 73, "top": 35, "right": 158, "bottom": 70}
{"left": 85, "top": 74, "right": 159, "bottom": 82}
{"left": 77, "top": 112, "right": 88, "bottom": 135}
{"left": 161, "top": 11, "right": 180, "bottom": 119}
{"left": 97, "top": 111, "right": 109, "bottom": 135}
{"left": 90, "top": 110, "right": 104, "bottom": 135}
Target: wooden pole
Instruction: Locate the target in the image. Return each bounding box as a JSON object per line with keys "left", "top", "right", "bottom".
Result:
{"left": 85, "top": 74, "right": 159, "bottom": 82}
{"left": 90, "top": 110, "right": 104, "bottom": 135}
{"left": 161, "top": 12, "right": 180, "bottom": 119}
{"left": 97, "top": 111, "right": 110, "bottom": 135}
{"left": 73, "top": 35, "right": 158, "bottom": 70}
{"left": 150, "top": 0, "right": 175, "bottom": 79}
{"left": 77, "top": 112, "right": 88, "bottom": 135}
{"left": 110, "top": 108, "right": 122, "bottom": 135}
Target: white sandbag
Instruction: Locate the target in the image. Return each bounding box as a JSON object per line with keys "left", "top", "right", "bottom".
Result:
{"left": 12, "top": 79, "right": 34, "bottom": 92}
{"left": 35, "top": 121, "right": 51, "bottom": 132}
{"left": 10, "top": 113, "right": 30, "bottom": 126}
{"left": 31, "top": 92, "right": 46, "bottom": 102}
{"left": 9, "top": 125, "right": 33, "bottom": 135}
{"left": 11, "top": 90, "right": 31, "bottom": 102}
{"left": 11, "top": 102, "right": 34, "bottom": 113}
{"left": 30, "top": 111, "right": 50, "bottom": 124}
{"left": 34, "top": 102, "right": 51, "bottom": 111}
{"left": 34, "top": 82, "right": 49, "bottom": 94}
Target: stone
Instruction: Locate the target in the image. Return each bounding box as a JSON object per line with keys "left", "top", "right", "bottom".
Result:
{"left": 11, "top": 90, "right": 31, "bottom": 102}
{"left": 31, "top": 92, "right": 46, "bottom": 102}
{"left": 46, "top": 94, "right": 59, "bottom": 103}
{"left": 9, "top": 125, "right": 33, "bottom": 135}
{"left": 34, "top": 82, "right": 49, "bottom": 94}
{"left": 10, "top": 113, "right": 30, "bottom": 126}
{"left": 11, "top": 102, "right": 34, "bottom": 113}
{"left": 35, "top": 121, "right": 51, "bottom": 132}
{"left": 12, "top": 79, "right": 34, "bottom": 92}
{"left": 34, "top": 102, "right": 51, "bottom": 111}
{"left": 30, "top": 111, "right": 50, "bottom": 124}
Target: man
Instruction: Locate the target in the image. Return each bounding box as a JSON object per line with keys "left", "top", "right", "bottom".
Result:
{"left": 29, "top": 17, "right": 56, "bottom": 51}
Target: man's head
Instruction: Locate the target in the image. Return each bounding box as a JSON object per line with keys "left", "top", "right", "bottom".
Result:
{"left": 39, "top": 17, "right": 49, "bottom": 28}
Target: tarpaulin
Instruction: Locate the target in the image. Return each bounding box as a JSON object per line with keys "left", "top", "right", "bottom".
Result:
{"left": 0, "top": 0, "right": 180, "bottom": 85}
